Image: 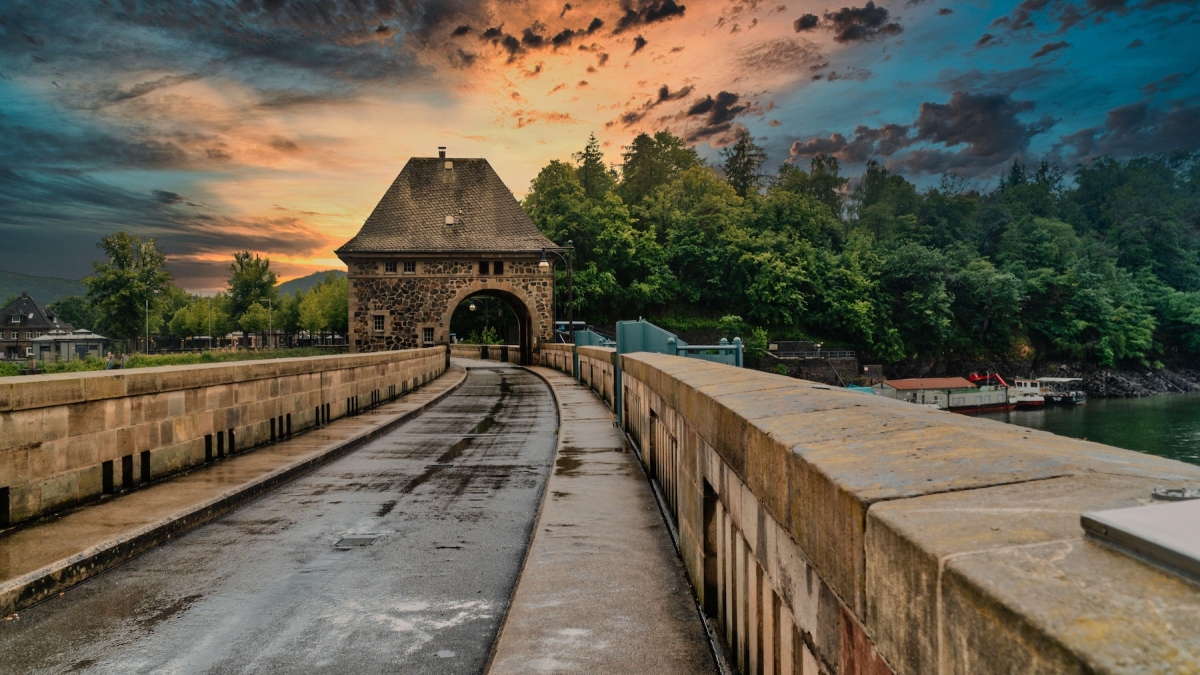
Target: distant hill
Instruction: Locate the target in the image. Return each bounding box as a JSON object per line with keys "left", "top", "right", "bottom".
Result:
{"left": 277, "top": 269, "right": 346, "bottom": 297}
{"left": 0, "top": 270, "right": 87, "bottom": 306}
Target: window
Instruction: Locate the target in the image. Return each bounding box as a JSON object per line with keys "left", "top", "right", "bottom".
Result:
{"left": 25, "top": 347, "right": 32, "bottom": 356}
{"left": 403, "top": 261, "right": 416, "bottom": 273}
{"left": 8, "top": 316, "right": 18, "bottom": 324}
{"left": 35, "top": 332, "right": 42, "bottom": 338}
{"left": 373, "top": 315, "right": 385, "bottom": 332}
{"left": 422, "top": 327, "right": 434, "bottom": 345}
{"left": 493, "top": 260, "right": 504, "bottom": 275}
{"left": 25, "top": 331, "right": 32, "bottom": 339}
{"left": 384, "top": 261, "right": 397, "bottom": 274}
{"left": 479, "top": 261, "right": 489, "bottom": 275}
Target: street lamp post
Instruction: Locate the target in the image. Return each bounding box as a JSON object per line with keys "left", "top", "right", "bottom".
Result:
{"left": 539, "top": 240, "right": 575, "bottom": 343}
{"left": 145, "top": 288, "right": 159, "bottom": 354}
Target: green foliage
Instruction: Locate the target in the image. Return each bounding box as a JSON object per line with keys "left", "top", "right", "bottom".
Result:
{"left": 121, "top": 347, "right": 337, "bottom": 369}
{"left": 239, "top": 302, "right": 271, "bottom": 333}
{"left": 573, "top": 132, "right": 617, "bottom": 199}
{"left": 525, "top": 135, "right": 1200, "bottom": 366}
{"left": 47, "top": 295, "right": 97, "bottom": 331}
{"left": 465, "top": 326, "right": 502, "bottom": 344}
{"left": 227, "top": 251, "right": 278, "bottom": 325}
{"left": 297, "top": 273, "right": 348, "bottom": 334}
{"left": 721, "top": 127, "right": 768, "bottom": 198}
{"left": 83, "top": 232, "right": 173, "bottom": 341}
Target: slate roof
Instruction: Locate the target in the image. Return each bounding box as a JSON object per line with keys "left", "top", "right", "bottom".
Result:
{"left": 1, "top": 293, "right": 74, "bottom": 332}
{"left": 336, "top": 157, "right": 556, "bottom": 254}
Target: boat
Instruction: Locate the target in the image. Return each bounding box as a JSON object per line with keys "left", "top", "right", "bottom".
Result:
{"left": 1010, "top": 378, "right": 1047, "bottom": 409}
{"left": 874, "top": 376, "right": 1016, "bottom": 414}
{"left": 1037, "top": 377, "right": 1087, "bottom": 405}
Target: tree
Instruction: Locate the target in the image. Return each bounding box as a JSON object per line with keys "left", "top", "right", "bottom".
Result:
{"left": 47, "top": 296, "right": 96, "bottom": 331}
{"left": 228, "top": 251, "right": 278, "bottom": 324}
{"left": 239, "top": 302, "right": 270, "bottom": 333}
{"left": 573, "top": 132, "right": 617, "bottom": 199}
{"left": 721, "top": 127, "right": 768, "bottom": 198}
{"left": 297, "top": 274, "right": 348, "bottom": 335}
{"left": 618, "top": 130, "right": 701, "bottom": 206}
{"left": 84, "top": 232, "right": 173, "bottom": 341}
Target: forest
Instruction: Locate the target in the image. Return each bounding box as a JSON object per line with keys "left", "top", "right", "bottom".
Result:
{"left": 525, "top": 131, "right": 1200, "bottom": 367}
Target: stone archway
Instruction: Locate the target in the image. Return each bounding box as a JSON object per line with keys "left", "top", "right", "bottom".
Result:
{"left": 440, "top": 281, "right": 542, "bottom": 365}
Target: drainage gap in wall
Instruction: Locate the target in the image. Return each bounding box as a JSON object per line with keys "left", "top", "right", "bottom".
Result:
{"left": 0, "top": 487, "right": 9, "bottom": 527}
{"left": 121, "top": 455, "right": 134, "bottom": 490}
{"left": 140, "top": 450, "right": 151, "bottom": 484}
{"left": 228, "top": 428, "right": 235, "bottom": 453}
{"left": 205, "top": 434, "right": 213, "bottom": 462}
{"left": 102, "top": 460, "right": 114, "bottom": 494}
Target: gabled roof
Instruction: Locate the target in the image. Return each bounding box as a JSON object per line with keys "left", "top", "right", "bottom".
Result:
{"left": 336, "top": 157, "right": 556, "bottom": 255}
{"left": 0, "top": 293, "right": 74, "bottom": 332}
{"left": 883, "top": 377, "right": 976, "bottom": 390}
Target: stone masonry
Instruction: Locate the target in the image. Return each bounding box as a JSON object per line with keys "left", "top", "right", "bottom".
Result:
{"left": 347, "top": 256, "right": 553, "bottom": 352}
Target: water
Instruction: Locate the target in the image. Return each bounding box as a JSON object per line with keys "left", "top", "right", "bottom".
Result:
{"left": 979, "top": 393, "right": 1200, "bottom": 467}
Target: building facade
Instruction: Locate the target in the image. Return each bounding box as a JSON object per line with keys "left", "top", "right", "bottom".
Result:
{"left": 0, "top": 293, "right": 74, "bottom": 360}
{"left": 336, "top": 152, "right": 557, "bottom": 365}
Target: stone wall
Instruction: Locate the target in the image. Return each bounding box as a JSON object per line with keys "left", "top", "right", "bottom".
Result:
{"left": 541, "top": 351, "right": 1200, "bottom": 674}
{"left": 0, "top": 348, "right": 446, "bottom": 525}
{"left": 347, "top": 257, "right": 553, "bottom": 353}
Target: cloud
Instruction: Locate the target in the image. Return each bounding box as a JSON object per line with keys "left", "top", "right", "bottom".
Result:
{"left": 1142, "top": 72, "right": 1187, "bottom": 95}
{"left": 788, "top": 91, "right": 1054, "bottom": 176}
{"left": 1055, "top": 100, "right": 1200, "bottom": 161}
{"left": 1031, "top": 41, "right": 1070, "bottom": 58}
{"left": 738, "top": 38, "right": 828, "bottom": 75}
{"left": 938, "top": 8, "right": 954, "bottom": 15}
{"left": 1127, "top": 38, "right": 1144, "bottom": 48}
{"left": 912, "top": 92, "right": 1054, "bottom": 161}
{"left": 936, "top": 66, "right": 1060, "bottom": 94}
{"left": 823, "top": 2, "right": 903, "bottom": 43}
{"left": 633, "top": 35, "right": 649, "bottom": 53}
{"left": 684, "top": 91, "right": 751, "bottom": 142}
{"left": 607, "top": 83, "right": 695, "bottom": 128}
{"left": 793, "top": 14, "right": 820, "bottom": 31}
{"left": 614, "top": 0, "right": 687, "bottom": 34}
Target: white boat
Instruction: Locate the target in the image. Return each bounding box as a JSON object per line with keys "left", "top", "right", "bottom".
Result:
{"left": 1011, "top": 378, "right": 1047, "bottom": 409}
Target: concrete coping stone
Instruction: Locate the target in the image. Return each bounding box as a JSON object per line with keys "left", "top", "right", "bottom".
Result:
{"left": 0, "top": 347, "right": 444, "bottom": 412}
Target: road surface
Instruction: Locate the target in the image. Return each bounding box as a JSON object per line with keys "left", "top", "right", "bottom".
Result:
{"left": 0, "top": 366, "right": 556, "bottom": 675}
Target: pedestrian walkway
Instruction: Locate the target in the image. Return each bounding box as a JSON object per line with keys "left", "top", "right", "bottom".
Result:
{"left": 0, "top": 365, "right": 467, "bottom": 616}
{"left": 487, "top": 365, "right": 717, "bottom": 674}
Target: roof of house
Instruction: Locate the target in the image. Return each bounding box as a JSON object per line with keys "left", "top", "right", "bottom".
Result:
{"left": 336, "top": 157, "right": 556, "bottom": 255}
{"left": 883, "top": 377, "right": 977, "bottom": 390}
{"left": 1, "top": 293, "right": 74, "bottom": 333}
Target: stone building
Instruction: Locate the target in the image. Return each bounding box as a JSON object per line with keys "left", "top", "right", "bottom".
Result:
{"left": 1, "top": 293, "right": 74, "bottom": 360}
{"left": 336, "top": 150, "right": 557, "bottom": 365}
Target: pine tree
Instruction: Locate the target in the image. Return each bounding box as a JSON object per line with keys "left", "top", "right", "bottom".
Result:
{"left": 720, "top": 127, "right": 768, "bottom": 198}
{"left": 572, "top": 132, "right": 616, "bottom": 199}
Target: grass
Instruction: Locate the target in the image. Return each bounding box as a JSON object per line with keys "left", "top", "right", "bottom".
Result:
{"left": 1, "top": 347, "right": 346, "bottom": 377}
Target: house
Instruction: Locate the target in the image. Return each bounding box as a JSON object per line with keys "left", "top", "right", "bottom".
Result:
{"left": 31, "top": 328, "right": 109, "bottom": 361}
{"left": 0, "top": 293, "right": 75, "bottom": 360}
{"left": 873, "top": 376, "right": 1014, "bottom": 414}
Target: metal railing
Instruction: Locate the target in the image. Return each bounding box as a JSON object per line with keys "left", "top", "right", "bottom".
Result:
{"left": 771, "top": 350, "right": 856, "bottom": 359}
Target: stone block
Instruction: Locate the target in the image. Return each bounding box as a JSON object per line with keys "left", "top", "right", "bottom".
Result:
{"left": 167, "top": 391, "right": 185, "bottom": 417}
{"left": 67, "top": 400, "right": 108, "bottom": 438}
{"left": 864, "top": 473, "right": 1194, "bottom": 675}
{"left": 81, "top": 373, "right": 125, "bottom": 402}
{"left": 11, "top": 376, "right": 86, "bottom": 410}
{"left": 122, "top": 371, "right": 162, "bottom": 397}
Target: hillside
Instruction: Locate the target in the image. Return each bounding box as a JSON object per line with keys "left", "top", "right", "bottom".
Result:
{"left": 0, "top": 270, "right": 86, "bottom": 306}
{"left": 277, "top": 269, "right": 346, "bottom": 297}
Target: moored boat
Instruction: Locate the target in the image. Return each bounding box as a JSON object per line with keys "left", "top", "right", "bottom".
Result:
{"left": 1011, "top": 378, "right": 1048, "bottom": 409}
{"left": 1038, "top": 377, "right": 1087, "bottom": 405}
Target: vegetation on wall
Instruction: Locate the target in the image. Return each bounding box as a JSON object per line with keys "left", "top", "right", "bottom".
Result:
{"left": 525, "top": 129, "right": 1200, "bottom": 367}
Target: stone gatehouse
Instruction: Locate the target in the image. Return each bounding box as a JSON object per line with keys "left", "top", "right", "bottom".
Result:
{"left": 336, "top": 151, "right": 557, "bottom": 365}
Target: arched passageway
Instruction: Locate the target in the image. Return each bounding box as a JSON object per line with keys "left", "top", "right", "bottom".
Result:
{"left": 442, "top": 287, "right": 537, "bottom": 365}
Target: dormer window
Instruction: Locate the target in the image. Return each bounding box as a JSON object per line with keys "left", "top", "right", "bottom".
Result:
{"left": 8, "top": 316, "right": 19, "bottom": 324}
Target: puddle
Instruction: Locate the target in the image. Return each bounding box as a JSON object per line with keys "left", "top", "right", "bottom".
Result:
{"left": 554, "top": 456, "right": 583, "bottom": 476}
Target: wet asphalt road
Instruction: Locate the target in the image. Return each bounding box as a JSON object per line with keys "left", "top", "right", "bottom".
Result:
{"left": 0, "top": 366, "right": 557, "bottom": 675}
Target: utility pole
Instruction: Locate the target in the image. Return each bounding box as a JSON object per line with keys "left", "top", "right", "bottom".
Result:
{"left": 268, "top": 298, "right": 273, "bottom": 350}
{"left": 207, "top": 297, "right": 212, "bottom": 349}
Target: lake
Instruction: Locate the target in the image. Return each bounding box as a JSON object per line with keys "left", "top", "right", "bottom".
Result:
{"left": 978, "top": 393, "right": 1200, "bottom": 467}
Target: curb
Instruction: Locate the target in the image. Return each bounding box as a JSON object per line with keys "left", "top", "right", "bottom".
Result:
{"left": 482, "top": 364, "right": 561, "bottom": 673}
{"left": 0, "top": 366, "right": 468, "bottom": 617}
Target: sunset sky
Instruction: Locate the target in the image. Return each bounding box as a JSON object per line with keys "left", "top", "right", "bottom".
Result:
{"left": 1, "top": 0, "right": 1197, "bottom": 292}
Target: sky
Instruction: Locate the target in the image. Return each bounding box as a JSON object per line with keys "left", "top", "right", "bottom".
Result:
{"left": 1, "top": 0, "right": 1198, "bottom": 292}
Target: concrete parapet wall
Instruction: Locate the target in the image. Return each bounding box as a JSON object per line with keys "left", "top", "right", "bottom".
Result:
{"left": 540, "top": 350, "right": 1200, "bottom": 674}
{"left": 0, "top": 348, "right": 446, "bottom": 525}
{"left": 449, "top": 343, "right": 520, "bottom": 362}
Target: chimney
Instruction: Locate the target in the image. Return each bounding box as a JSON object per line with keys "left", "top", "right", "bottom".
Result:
{"left": 438, "top": 146, "right": 446, "bottom": 159}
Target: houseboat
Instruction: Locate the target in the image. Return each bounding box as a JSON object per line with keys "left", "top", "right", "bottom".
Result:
{"left": 873, "top": 377, "right": 1015, "bottom": 414}
{"left": 1038, "top": 377, "right": 1087, "bottom": 405}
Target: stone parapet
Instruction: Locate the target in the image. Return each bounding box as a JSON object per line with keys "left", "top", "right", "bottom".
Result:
{"left": 450, "top": 343, "right": 520, "bottom": 362}
{"left": 540, "top": 350, "right": 1200, "bottom": 674}
{"left": 0, "top": 348, "right": 446, "bottom": 525}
